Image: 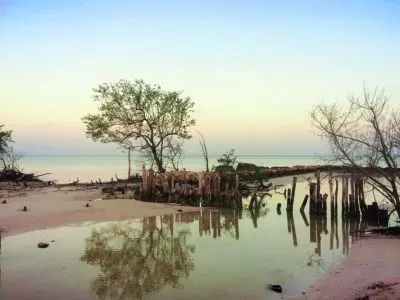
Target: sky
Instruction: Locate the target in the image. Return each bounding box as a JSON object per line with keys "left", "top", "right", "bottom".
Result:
{"left": 1, "top": 0, "right": 400, "bottom": 156}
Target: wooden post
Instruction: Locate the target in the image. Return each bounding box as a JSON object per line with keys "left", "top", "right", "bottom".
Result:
{"left": 322, "top": 193, "right": 328, "bottom": 215}
{"left": 349, "top": 175, "right": 355, "bottom": 217}
{"left": 277, "top": 203, "right": 282, "bottom": 215}
{"left": 316, "top": 171, "right": 321, "bottom": 202}
{"left": 341, "top": 176, "right": 345, "bottom": 218}
{"left": 329, "top": 174, "right": 334, "bottom": 217}
{"left": 234, "top": 210, "right": 239, "bottom": 240}
{"left": 317, "top": 193, "right": 323, "bottom": 215}
{"left": 300, "top": 209, "right": 309, "bottom": 227}
{"left": 343, "top": 177, "right": 349, "bottom": 217}
{"left": 330, "top": 214, "right": 334, "bottom": 250}
{"left": 287, "top": 188, "right": 292, "bottom": 211}
{"left": 334, "top": 179, "right": 339, "bottom": 216}
{"left": 142, "top": 165, "right": 147, "bottom": 201}
{"left": 316, "top": 217, "right": 322, "bottom": 256}
{"left": 286, "top": 210, "right": 292, "bottom": 233}
{"left": 300, "top": 195, "right": 309, "bottom": 212}
{"left": 290, "top": 176, "right": 297, "bottom": 210}
{"left": 235, "top": 174, "right": 240, "bottom": 209}
{"left": 288, "top": 211, "right": 297, "bottom": 247}
{"left": 310, "top": 216, "right": 316, "bottom": 243}
{"left": 359, "top": 179, "right": 367, "bottom": 215}
{"left": 148, "top": 168, "right": 154, "bottom": 202}
{"left": 309, "top": 182, "right": 317, "bottom": 215}
{"left": 354, "top": 175, "right": 360, "bottom": 217}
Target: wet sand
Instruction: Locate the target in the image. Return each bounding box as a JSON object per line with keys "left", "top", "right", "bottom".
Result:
{"left": 0, "top": 184, "right": 200, "bottom": 237}
{"left": 0, "top": 175, "right": 298, "bottom": 237}
{"left": 284, "top": 236, "right": 400, "bottom": 300}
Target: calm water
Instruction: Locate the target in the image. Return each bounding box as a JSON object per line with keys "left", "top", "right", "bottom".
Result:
{"left": 19, "top": 155, "right": 328, "bottom": 184}
{"left": 0, "top": 181, "right": 369, "bottom": 300}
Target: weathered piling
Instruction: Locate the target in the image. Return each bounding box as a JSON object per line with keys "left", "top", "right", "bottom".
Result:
{"left": 300, "top": 195, "right": 309, "bottom": 213}
{"left": 316, "top": 216, "right": 322, "bottom": 256}
{"left": 354, "top": 175, "right": 360, "bottom": 217}
{"left": 322, "top": 193, "right": 328, "bottom": 215}
{"left": 330, "top": 214, "right": 334, "bottom": 250}
{"left": 329, "top": 175, "right": 334, "bottom": 217}
{"left": 343, "top": 177, "right": 349, "bottom": 217}
{"left": 359, "top": 179, "right": 367, "bottom": 214}
{"left": 277, "top": 203, "right": 282, "bottom": 215}
{"left": 310, "top": 216, "right": 316, "bottom": 243}
{"left": 289, "top": 176, "right": 297, "bottom": 211}
{"left": 287, "top": 211, "right": 298, "bottom": 247}
{"left": 140, "top": 168, "right": 241, "bottom": 208}
{"left": 300, "top": 209, "right": 309, "bottom": 226}
{"left": 334, "top": 179, "right": 339, "bottom": 216}
{"left": 309, "top": 182, "right": 317, "bottom": 215}
{"left": 349, "top": 175, "right": 355, "bottom": 217}
{"left": 316, "top": 171, "right": 321, "bottom": 201}
{"left": 286, "top": 188, "right": 292, "bottom": 211}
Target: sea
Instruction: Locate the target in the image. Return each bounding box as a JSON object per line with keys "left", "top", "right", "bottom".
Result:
{"left": 18, "top": 155, "right": 329, "bottom": 184}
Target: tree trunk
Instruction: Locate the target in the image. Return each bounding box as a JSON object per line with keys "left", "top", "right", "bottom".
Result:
{"left": 395, "top": 203, "right": 400, "bottom": 221}
{"left": 128, "top": 148, "right": 131, "bottom": 179}
{"left": 154, "top": 156, "right": 165, "bottom": 173}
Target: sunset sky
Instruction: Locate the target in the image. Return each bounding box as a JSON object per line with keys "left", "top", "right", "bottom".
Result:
{"left": 1, "top": 0, "right": 399, "bottom": 156}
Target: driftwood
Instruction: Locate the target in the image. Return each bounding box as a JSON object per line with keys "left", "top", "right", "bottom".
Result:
{"left": 0, "top": 169, "right": 45, "bottom": 182}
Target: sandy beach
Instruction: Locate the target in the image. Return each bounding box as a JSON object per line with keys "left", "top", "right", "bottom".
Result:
{"left": 0, "top": 183, "right": 200, "bottom": 237}
{"left": 285, "top": 236, "right": 400, "bottom": 300}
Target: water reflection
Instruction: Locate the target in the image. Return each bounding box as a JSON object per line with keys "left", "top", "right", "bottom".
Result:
{"left": 80, "top": 215, "right": 196, "bottom": 300}
{"left": 78, "top": 208, "right": 376, "bottom": 300}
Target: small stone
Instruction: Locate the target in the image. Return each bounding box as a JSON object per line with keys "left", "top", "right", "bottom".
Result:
{"left": 177, "top": 209, "right": 183, "bottom": 212}
{"left": 38, "top": 242, "right": 49, "bottom": 249}
{"left": 22, "top": 206, "right": 28, "bottom": 211}
{"left": 2, "top": 200, "right": 7, "bottom": 204}
{"left": 267, "top": 284, "right": 283, "bottom": 293}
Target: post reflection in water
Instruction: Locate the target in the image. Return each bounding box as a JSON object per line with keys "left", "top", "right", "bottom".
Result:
{"left": 286, "top": 212, "right": 298, "bottom": 247}
{"left": 79, "top": 208, "right": 371, "bottom": 300}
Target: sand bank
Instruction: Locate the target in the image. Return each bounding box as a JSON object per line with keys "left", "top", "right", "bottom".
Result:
{"left": 284, "top": 236, "right": 400, "bottom": 300}
{"left": 0, "top": 184, "right": 200, "bottom": 237}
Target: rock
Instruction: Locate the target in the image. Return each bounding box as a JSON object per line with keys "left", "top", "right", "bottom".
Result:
{"left": 38, "top": 242, "right": 49, "bottom": 249}
{"left": 267, "top": 284, "right": 283, "bottom": 293}
{"left": 22, "top": 205, "right": 28, "bottom": 211}
{"left": 85, "top": 203, "right": 90, "bottom": 207}
{"left": 177, "top": 209, "right": 183, "bottom": 213}
{"left": 2, "top": 200, "right": 7, "bottom": 204}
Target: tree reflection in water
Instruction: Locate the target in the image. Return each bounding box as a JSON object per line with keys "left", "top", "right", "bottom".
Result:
{"left": 80, "top": 215, "right": 195, "bottom": 300}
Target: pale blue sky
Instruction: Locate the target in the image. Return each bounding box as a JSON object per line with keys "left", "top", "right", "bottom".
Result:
{"left": 1, "top": 0, "right": 399, "bottom": 155}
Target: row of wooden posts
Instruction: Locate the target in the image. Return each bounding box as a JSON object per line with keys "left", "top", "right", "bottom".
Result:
{"left": 141, "top": 167, "right": 242, "bottom": 208}
{"left": 285, "top": 171, "right": 386, "bottom": 222}
{"left": 142, "top": 167, "right": 386, "bottom": 221}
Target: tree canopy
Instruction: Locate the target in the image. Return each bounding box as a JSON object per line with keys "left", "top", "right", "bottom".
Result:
{"left": 0, "top": 125, "right": 12, "bottom": 154}
{"left": 82, "top": 79, "right": 196, "bottom": 173}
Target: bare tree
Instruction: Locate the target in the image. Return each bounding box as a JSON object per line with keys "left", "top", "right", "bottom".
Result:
{"left": 0, "top": 125, "right": 21, "bottom": 172}
{"left": 197, "top": 130, "right": 209, "bottom": 172}
{"left": 311, "top": 85, "right": 400, "bottom": 217}
{"left": 140, "top": 136, "right": 184, "bottom": 171}
{"left": 0, "top": 146, "right": 22, "bottom": 171}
